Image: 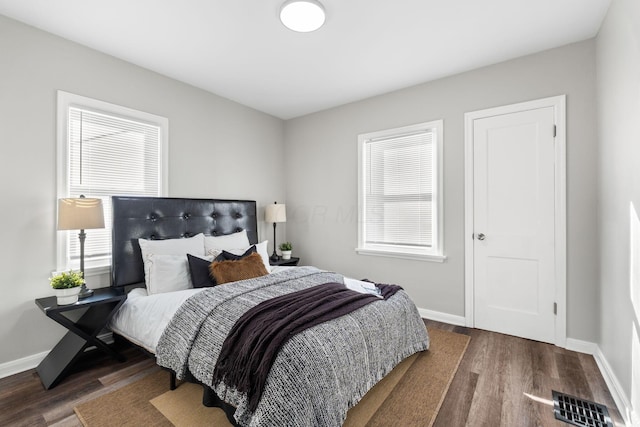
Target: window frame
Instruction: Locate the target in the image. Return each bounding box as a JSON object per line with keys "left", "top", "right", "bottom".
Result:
{"left": 56, "top": 91, "right": 169, "bottom": 274}
{"left": 356, "top": 120, "right": 445, "bottom": 262}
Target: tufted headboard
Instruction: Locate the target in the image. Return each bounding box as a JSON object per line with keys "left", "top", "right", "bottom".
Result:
{"left": 111, "top": 196, "right": 258, "bottom": 289}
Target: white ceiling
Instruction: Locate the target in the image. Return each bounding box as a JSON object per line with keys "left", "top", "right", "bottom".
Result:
{"left": 0, "top": 0, "right": 611, "bottom": 119}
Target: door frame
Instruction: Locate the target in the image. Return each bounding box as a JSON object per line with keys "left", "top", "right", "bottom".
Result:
{"left": 463, "top": 95, "right": 567, "bottom": 347}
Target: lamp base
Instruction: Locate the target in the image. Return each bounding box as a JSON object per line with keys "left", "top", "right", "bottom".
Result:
{"left": 270, "top": 253, "right": 280, "bottom": 262}
{"left": 78, "top": 283, "right": 94, "bottom": 299}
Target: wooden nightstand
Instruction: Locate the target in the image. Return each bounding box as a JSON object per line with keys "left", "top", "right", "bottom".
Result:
{"left": 35, "top": 287, "right": 127, "bottom": 389}
{"left": 269, "top": 257, "right": 300, "bottom": 267}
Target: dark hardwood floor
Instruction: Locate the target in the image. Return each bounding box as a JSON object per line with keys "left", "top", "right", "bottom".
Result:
{"left": 428, "top": 320, "right": 624, "bottom": 427}
{"left": 0, "top": 321, "right": 624, "bottom": 426}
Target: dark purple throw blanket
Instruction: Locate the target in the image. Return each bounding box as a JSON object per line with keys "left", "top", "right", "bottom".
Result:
{"left": 212, "top": 281, "right": 402, "bottom": 412}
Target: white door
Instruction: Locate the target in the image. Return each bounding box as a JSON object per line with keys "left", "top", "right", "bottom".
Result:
{"left": 471, "top": 105, "right": 558, "bottom": 343}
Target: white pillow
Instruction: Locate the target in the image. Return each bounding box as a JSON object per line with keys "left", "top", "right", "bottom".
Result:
{"left": 204, "top": 230, "right": 250, "bottom": 255}
{"left": 225, "top": 240, "right": 271, "bottom": 273}
{"left": 255, "top": 241, "right": 271, "bottom": 273}
{"left": 138, "top": 233, "right": 205, "bottom": 287}
{"left": 146, "top": 254, "right": 193, "bottom": 295}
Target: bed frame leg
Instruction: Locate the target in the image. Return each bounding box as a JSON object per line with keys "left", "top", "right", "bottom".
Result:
{"left": 203, "top": 387, "right": 238, "bottom": 426}
{"left": 170, "top": 371, "right": 176, "bottom": 390}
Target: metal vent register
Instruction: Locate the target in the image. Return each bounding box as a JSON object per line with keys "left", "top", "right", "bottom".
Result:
{"left": 552, "top": 390, "right": 613, "bottom": 427}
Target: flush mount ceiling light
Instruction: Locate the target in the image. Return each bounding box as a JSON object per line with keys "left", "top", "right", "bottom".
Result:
{"left": 280, "top": 0, "right": 326, "bottom": 33}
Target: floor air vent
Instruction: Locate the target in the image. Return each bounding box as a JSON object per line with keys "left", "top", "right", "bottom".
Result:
{"left": 552, "top": 390, "right": 613, "bottom": 427}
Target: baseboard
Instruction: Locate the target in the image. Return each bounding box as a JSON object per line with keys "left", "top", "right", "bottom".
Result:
{"left": 0, "top": 332, "right": 114, "bottom": 380}
{"left": 0, "top": 350, "right": 49, "bottom": 379}
{"left": 563, "top": 338, "right": 634, "bottom": 426}
{"left": 565, "top": 338, "right": 598, "bottom": 354}
{"left": 593, "top": 346, "right": 636, "bottom": 427}
{"left": 418, "top": 307, "right": 466, "bottom": 326}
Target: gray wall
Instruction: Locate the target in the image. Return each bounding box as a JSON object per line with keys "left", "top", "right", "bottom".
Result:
{"left": 1, "top": 8, "right": 623, "bottom": 396}
{"left": 0, "top": 15, "right": 285, "bottom": 365}
{"left": 596, "top": 0, "right": 640, "bottom": 417}
{"left": 284, "top": 40, "right": 599, "bottom": 342}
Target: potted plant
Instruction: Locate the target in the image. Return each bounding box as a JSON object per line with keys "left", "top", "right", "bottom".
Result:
{"left": 50, "top": 270, "right": 84, "bottom": 305}
{"left": 279, "top": 242, "right": 293, "bottom": 260}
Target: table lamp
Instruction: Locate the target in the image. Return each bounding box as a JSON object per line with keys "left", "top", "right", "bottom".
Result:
{"left": 57, "top": 195, "right": 105, "bottom": 298}
{"left": 265, "top": 202, "right": 286, "bottom": 262}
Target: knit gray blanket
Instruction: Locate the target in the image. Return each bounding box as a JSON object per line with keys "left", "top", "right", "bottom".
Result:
{"left": 156, "top": 267, "right": 430, "bottom": 427}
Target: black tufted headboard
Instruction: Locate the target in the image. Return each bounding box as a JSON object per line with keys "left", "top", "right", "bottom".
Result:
{"left": 111, "top": 196, "right": 258, "bottom": 288}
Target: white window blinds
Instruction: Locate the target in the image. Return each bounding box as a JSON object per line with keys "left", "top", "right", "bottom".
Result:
{"left": 358, "top": 120, "right": 444, "bottom": 260}
{"left": 58, "top": 91, "right": 167, "bottom": 270}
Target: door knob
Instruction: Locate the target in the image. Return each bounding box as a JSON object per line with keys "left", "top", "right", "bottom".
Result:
{"left": 477, "top": 233, "right": 485, "bottom": 241}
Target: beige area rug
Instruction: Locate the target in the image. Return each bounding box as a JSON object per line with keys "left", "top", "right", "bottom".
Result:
{"left": 75, "top": 328, "right": 469, "bottom": 427}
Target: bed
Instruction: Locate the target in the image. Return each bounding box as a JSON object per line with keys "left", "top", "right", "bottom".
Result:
{"left": 108, "top": 196, "right": 429, "bottom": 427}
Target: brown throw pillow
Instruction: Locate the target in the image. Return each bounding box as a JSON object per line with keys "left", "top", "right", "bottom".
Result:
{"left": 210, "top": 252, "right": 269, "bottom": 285}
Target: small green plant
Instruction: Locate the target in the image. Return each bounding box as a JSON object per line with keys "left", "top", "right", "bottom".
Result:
{"left": 279, "top": 242, "right": 292, "bottom": 251}
{"left": 50, "top": 270, "right": 84, "bottom": 289}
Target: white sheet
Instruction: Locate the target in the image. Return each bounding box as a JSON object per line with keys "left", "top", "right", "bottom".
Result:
{"left": 109, "top": 267, "right": 379, "bottom": 353}
{"left": 109, "top": 286, "right": 205, "bottom": 353}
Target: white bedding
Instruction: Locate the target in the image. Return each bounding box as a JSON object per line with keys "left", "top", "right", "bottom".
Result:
{"left": 109, "top": 267, "right": 381, "bottom": 354}
{"left": 109, "top": 286, "right": 205, "bottom": 353}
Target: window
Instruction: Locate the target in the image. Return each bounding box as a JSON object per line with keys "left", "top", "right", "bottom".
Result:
{"left": 357, "top": 120, "right": 445, "bottom": 261}
{"left": 57, "top": 91, "right": 168, "bottom": 272}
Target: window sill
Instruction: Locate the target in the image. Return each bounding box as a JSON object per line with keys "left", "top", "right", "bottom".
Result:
{"left": 355, "top": 247, "right": 447, "bottom": 263}
{"left": 83, "top": 264, "right": 111, "bottom": 277}
{"left": 55, "top": 263, "right": 111, "bottom": 278}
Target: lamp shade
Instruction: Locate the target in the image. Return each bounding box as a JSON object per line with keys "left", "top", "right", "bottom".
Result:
{"left": 265, "top": 204, "right": 287, "bottom": 223}
{"left": 57, "top": 197, "right": 105, "bottom": 230}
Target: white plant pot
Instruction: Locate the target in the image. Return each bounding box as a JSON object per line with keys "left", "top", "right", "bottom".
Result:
{"left": 281, "top": 250, "right": 292, "bottom": 260}
{"left": 55, "top": 287, "right": 81, "bottom": 305}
